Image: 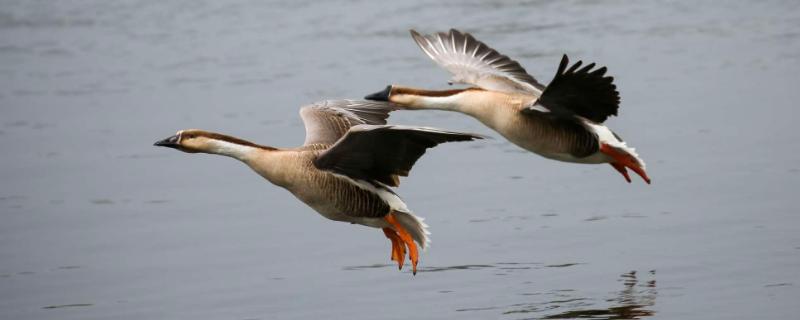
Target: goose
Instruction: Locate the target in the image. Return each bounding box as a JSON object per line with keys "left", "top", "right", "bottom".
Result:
{"left": 153, "top": 100, "right": 482, "bottom": 274}
{"left": 365, "top": 29, "right": 650, "bottom": 184}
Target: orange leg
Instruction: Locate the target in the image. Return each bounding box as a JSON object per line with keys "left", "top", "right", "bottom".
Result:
{"left": 382, "top": 228, "right": 405, "bottom": 270}
{"left": 600, "top": 144, "right": 651, "bottom": 184}
{"left": 610, "top": 163, "right": 631, "bottom": 183}
{"left": 385, "top": 213, "right": 420, "bottom": 275}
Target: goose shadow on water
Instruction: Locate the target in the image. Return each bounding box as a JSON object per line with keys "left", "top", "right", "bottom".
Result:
{"left": 343, "top": 262, "right": 657, "bottom": 319}
{"left": 508, "top": 270, "right": 658, "bottom": 320}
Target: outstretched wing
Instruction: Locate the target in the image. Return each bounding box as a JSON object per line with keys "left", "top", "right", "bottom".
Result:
{"left": 410, "top": 29, "right": 545, "bottom": 95}
{"left": 300, "top": 100, "right": 398, "bottom": 146}
{"left": 314, "top": 125, "right": 483, "bottom": 187}
{"left": 525, "top": 55, "right": 620, "bottom": 123}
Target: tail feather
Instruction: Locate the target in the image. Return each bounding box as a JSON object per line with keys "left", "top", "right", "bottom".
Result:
{"left": 587, "top": 122, "right": 646, "bottom": 169}
{"left": 392, "top": 210, "right": 430, "bottom": 250}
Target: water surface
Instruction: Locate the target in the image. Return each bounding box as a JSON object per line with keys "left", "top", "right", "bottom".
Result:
{"left": 1, "top": 0, "right": 799, "bottom": 319}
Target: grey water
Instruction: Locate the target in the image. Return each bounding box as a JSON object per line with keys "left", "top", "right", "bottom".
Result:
{"left": 1, "top": 0, "right": 799, "bottom": 319}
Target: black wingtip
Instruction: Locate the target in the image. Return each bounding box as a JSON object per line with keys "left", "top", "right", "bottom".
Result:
{"left": 438, "top": 130, "right": 488, "bottom": 142}
{"left": 591, "top": 66, "right": 608, "bottom": 77}
{"left": 540, "top": 55, "right": 621, "bottom": 123}
{"left": 567, "top": 60, "right": 583, "bottom": 73}
{"left": 469, "top": 132, "right": 489, "bottom": 140}
{"left": 557, "top": 54, "right": 570, "bottom": 74}
{"left": 578, "top": 62, "right": 596, "bottom": 74}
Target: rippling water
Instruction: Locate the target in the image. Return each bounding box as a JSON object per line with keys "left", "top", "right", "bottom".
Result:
{"left": 1, "top": 0, "right": 799, "bottom": 319}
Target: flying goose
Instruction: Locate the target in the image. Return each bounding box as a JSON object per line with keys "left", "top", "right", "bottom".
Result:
{"left": 365, "top": 29, "right": 650, "bottom": 184}
{"left": 154, "top": 100, "right": 482, "bottom": 274}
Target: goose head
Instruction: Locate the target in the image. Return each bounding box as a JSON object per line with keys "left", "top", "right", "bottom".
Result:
{"left": 153, "top": 129, "right": 212, "bottom": 153}
{"left": 364, "top": 85, "right": 433, "bottom": 106}
{"left": 154, "top": 129, "right": 267, "bottom": 159}
{"left": 365, "top": 85, "right": 476, "bottom": 110}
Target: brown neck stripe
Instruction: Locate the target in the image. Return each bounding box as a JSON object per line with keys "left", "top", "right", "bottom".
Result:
{"left": 393, "top": 87, "right": 482, "bottom": 97}
{"left": 195, "top": 132, "right": 276, "bottom": 150}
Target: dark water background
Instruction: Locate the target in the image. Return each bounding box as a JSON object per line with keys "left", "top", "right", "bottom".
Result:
{"left": 1, "top": 0, "right": 799, "bottom": 319}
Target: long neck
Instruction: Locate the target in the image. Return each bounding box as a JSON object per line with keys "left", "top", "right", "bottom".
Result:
{"left": 391, "top": 87, "right": 533, "bottom": 122}
{"left": 391, "top": 87, "right": 473, "bottom": 112}
{"left": 203, "top": 138, "right": 292, "bottom": 187}
{"left": 199, "top": 134, "right": 275, "bottom": 163}
{"left": 204, "top": 139, "right": 259, "bottom": 161}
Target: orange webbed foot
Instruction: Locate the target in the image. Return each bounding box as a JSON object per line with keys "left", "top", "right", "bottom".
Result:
{"left": 610, "top": 163, "right": 632, "bottom": 183}
{"left": 382, "top": 228, "right": 405, "bottom": 270}
{"left": 601, "top": 144, "right": 651, "bottom": 184}
{"left": 385, "top": 213, "right": 420, "bottom": 275}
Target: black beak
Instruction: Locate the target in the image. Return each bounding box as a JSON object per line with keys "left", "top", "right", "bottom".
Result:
{"left": 364, "top": 85, "right": 392, "bottom": 101}
{"left": 154, "top": 135, "right": 180, "bottom": 148}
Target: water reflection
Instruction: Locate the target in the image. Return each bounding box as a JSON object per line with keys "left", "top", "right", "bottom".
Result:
{"left": 1, "top": 0, "right": 796, "bottom": 319}
{"left": 343, "top": 261, "right": 582, "bottom": 274}
{"left": 508, "top": 270, "right": 657, "bottom": 319}
{"left": 41, "top": 303, "right": 93, "bottom": 310}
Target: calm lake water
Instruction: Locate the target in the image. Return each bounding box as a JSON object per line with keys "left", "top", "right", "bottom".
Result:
{"left": 1, "top": 0, "right": 799, "bottom": 319}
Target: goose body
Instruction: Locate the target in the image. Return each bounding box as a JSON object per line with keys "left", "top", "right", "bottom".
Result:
{"left": 366, "top": 29, "right": 650, "bottom": 183}
{"left": 244, "top": 147, "right": 393, "bottom": 227}
{"left": 155, "top": 100, "right": 482, "bottom": 274}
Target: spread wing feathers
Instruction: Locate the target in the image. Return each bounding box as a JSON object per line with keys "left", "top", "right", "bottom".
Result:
{"left": 410, "top": 29, "right": 545, "bottom": 95}
{"left": 528, "top": 54, "right": 620, "bottom": 123}
{"left": 300, "top": 100, "right": 398, "bottom": 146}
{"left": 314, "top": 125, "right": 483, "bottom": 187}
